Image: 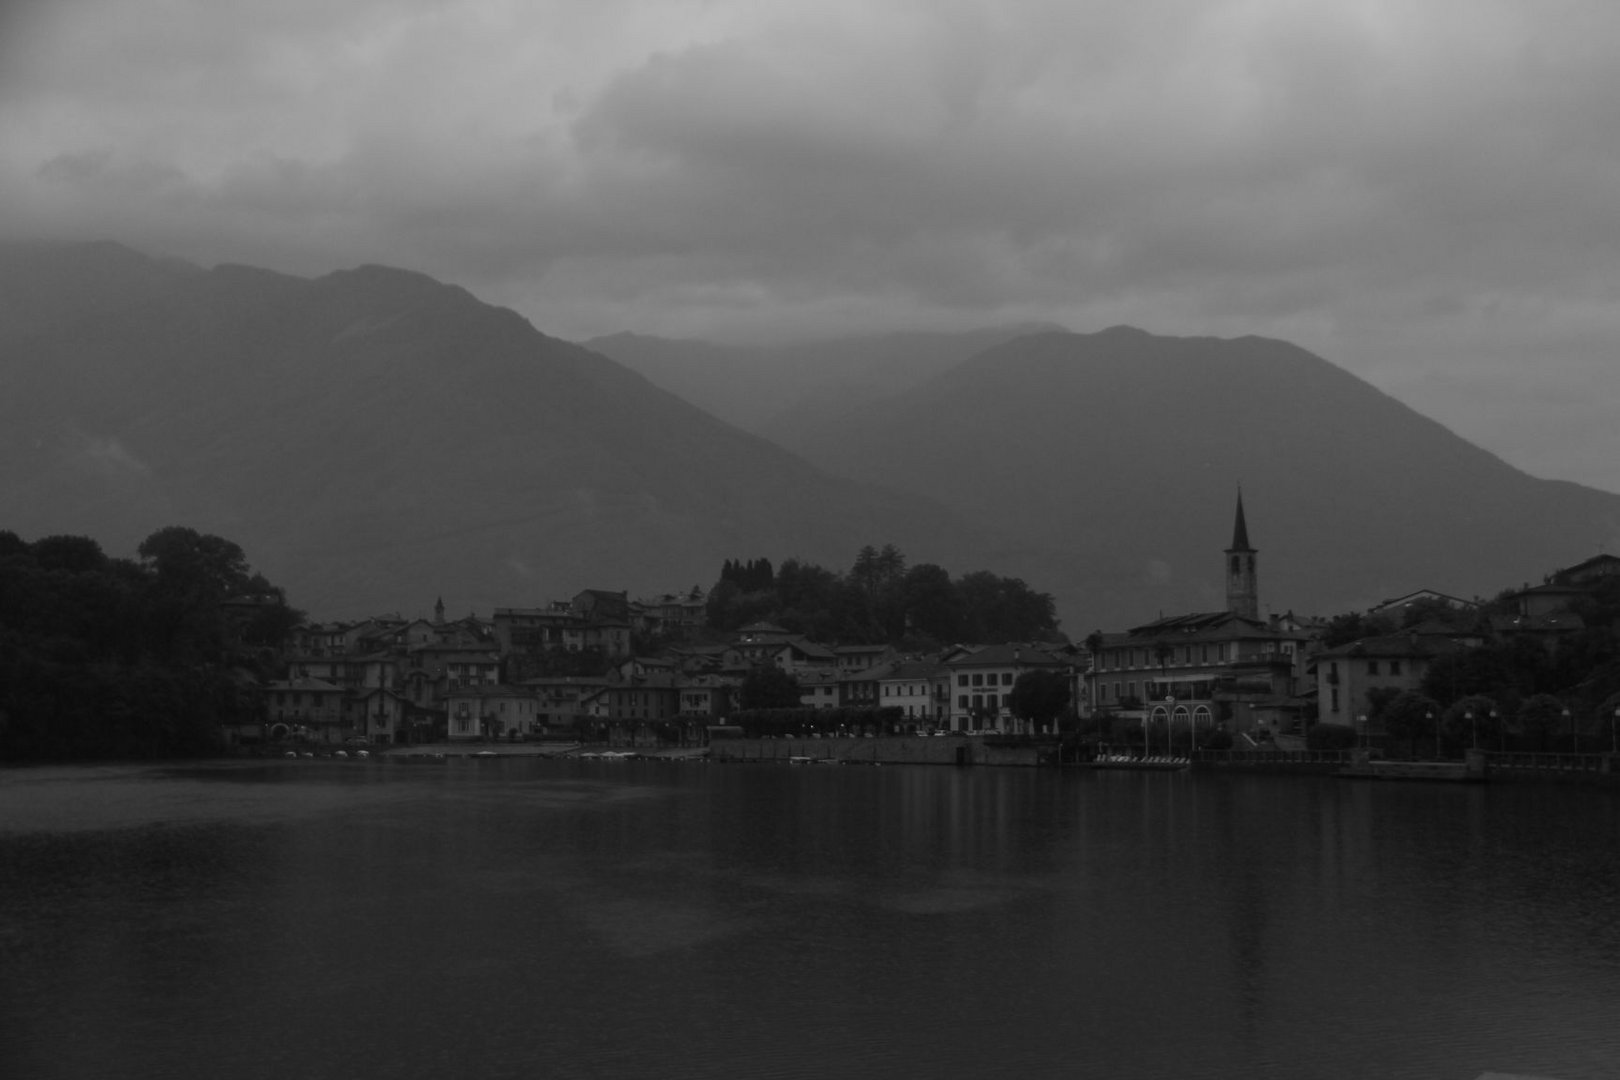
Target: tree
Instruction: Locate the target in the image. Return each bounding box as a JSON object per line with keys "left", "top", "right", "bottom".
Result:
{"left": 137, "top": 527, "right": 286, "bottom": 663}
{"left": 955, "top": 571, "right": 1061, "bottom": 643}
{"left": 1320, "top": 610, "right": 1396, "bottom": 649}
{"left": 138, "top": 526, "right": 257, "bottom": 598}
{"left": 739, "top": 664, "right": 801, "bottom": 711}
{"left": 1006, "top": 669, "right": 1071, "bottom": 735}
{"left": 1441, "top": 694, "right": 1500, "bottom": 754}
{"left": 1382, "top": 690, "right": 1441, "bottom": 758}
{"left": 901, "top": 563, "right": 961, "bottom": 643}
{"left": 1516, "top": 693, "right": 1567, "bottom": 752}
{"left": 1596, "top": 693, "right": 1620, "bottom": 755}
{"left": 1, "top": 528, "right": 290, "bottom": 762}
{"left": 1421, "top": 638, "right": 1549, "bottom": 708}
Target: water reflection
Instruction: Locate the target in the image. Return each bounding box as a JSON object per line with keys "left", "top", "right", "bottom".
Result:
{"left": 1, "top": 760, "right": 1618, "bottom": 1079}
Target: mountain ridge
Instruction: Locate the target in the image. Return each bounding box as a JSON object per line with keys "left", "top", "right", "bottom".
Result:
{"left": 767, "top": 326, "right": 1620, "bottom": 628}
{"left": 7, "top": 241, "right": 1618, "bottom": 631}
{"left": 0, "top": 242, "right": 994, "bottom": 620}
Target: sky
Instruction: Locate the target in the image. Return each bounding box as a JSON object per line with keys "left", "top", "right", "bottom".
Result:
{"left": 4, "top": 0, "right": 1620, "bottom": 492}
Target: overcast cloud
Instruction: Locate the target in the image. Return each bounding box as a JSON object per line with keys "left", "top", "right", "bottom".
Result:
{"left": 4, "top": 0, "right": 1620, "bottom": 490}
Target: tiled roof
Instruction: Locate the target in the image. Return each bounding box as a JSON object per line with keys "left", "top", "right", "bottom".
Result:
{"left": 1316, "top": 632, "right": 1465, "bottom": 660}
{"left": 1125, "top": 611, "right": 1286, "bottom": 640}
{"left": 946, "top": 643, "right": 1065, "bottom": 668}
{"left": 271, "top": 677, "right": 345, "bottom": 692}
{"left": 880, "top": 660, "right": 947, "bottom": 681}
{"left": 445, "top": 684, "right": 533, "bottom": 699}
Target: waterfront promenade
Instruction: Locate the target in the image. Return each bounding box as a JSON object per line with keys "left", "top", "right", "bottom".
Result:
{"left": 351, "top": 735, "right": 1620, "bottom": 785}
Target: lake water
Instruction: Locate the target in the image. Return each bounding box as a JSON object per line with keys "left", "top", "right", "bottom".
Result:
{"left": 2, "top": 759, "right": 1618, "bottom": 1080}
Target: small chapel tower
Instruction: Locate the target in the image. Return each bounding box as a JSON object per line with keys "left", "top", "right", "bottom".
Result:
{"left": 1225, "top": 491, "right": 1259, "bottom": 620}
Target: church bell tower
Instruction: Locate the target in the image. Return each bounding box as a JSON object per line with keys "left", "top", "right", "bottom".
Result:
{"left": 1225, "top": 491, "right": 1259, "bottom": 620}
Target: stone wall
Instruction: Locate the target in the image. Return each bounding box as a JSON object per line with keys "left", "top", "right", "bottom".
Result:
{"left": 709, "top": 736, "right": 1041, "bottom": 767}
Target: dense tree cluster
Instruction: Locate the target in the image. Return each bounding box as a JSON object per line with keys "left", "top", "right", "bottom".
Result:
{"left": 705, "top": 544, "right": 1062, "bottom": 646}
{"left": 1006, "top": 669, "right": 1071, "bottom": 729}
{"left": 0, "top": 527, "right": 300, "bottom": 761}
{"left": 718, "top": 558, "right": 774, "bottom": 593}
{"left": 1320, "top": 594, "right": 1480, "bottom": 649}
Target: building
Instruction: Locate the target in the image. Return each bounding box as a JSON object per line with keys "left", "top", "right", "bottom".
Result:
{"left": 876, "top": 659, "right": 949, "bottom": 728}
{"left": 264, "top": 677, "right": 348, "bottom": 743}
{"left": 1085, "top": 494, "right": 1309, "bottom": 739}
{"left": 943, "top": 643, "right": 1068, "bottom": 734}
{"left": 445, "top": 684, "right": 538, "bottom": 741}
{"left": 1313, "top": 632, "right": 1465, "bottom": 739}
{"left": 834, "top": 644, "right": 896, "bottom": 675}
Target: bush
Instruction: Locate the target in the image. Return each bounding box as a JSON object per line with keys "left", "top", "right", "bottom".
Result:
{"left": 1307, "top": 722, "right": 1358, "bottom": 751}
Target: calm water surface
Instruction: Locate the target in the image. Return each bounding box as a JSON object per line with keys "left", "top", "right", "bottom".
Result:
{"left": 2, "top": 759, "right": 1618, "bottom": 1080}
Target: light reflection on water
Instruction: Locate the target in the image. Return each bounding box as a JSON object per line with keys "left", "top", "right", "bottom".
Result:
{"left": 2, "top": 759, "right": 1618, "bottom": 1080}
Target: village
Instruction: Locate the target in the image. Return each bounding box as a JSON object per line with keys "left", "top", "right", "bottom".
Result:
{"left": 243, "top": 496, "right": 1620, "bottom": 758}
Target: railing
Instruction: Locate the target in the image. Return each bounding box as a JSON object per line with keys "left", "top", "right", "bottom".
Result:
{"left": 1192, "top": 749, "right": 1355, "bottom": 766}
{"left": 1485, "top": 751, "right": 1615, "bottom": 774}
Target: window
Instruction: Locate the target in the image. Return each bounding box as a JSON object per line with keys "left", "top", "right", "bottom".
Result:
{"left": 972, "top": 673, "right": 984, "bottom": 687}
{"left": 1390, "top": 660, "right": 1402, "bottom": 676}
{"left": 958, "top": 675, "right": 968, "bottom": 687}
{"left": 972, "top": 694, "right": 983, "bottom": 709}
{"left": 1367, "top": 661, "right": 1380, "bottom": 676}
{"left": 1330, "top": 688, "right": 1340, "bottom": 713}
{"left": 958, "top": 695, "right": 968, "bottom": 707}
{"left": 1001, "top": 673, "right": 1013, "bottom": 686}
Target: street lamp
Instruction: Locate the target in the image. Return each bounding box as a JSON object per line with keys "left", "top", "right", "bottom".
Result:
{"left": 1563, "top": 708, "right": 1574, "bottom": 753}
{"left": 1465, "top": 709, "right": 1475, "bottom": 750}
{"left": 1166, "top": 694, "right": 1175, "bottom": 758}
{"left": 1357, "top": 714, "right": 1367, "bottom": 750}
{"left": 1426, "top": 710, "right": 1436, "bottom": 759}
{"left": 1490, "top": 709, "right": 1500, "bottom": 752}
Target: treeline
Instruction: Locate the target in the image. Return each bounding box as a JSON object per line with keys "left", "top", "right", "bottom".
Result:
{"left": 705, "top": 544, "right": 1062, "bottom": 646}
{"left": 0, "top": 527, "right": 301, "bottom": 761}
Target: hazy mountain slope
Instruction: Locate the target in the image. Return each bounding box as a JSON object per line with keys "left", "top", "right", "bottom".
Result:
{"left": 777, "top": 326, "right": 1620, "bottom": 629}
{"left": 0, "top": 243, "right": 991, "bottom": 619}
{"left": 584, "top": 324, "right": 1062, "bottom": 435}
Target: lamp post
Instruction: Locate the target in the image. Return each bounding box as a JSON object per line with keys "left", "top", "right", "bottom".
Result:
{"left": 1563, "top": 708, "right": 1574, "bottom": 753}
{"left": 1465, "top": 709, "right": 1476, "bottom": 750}
{"left": 1612, "top": 706, "right": 1619, "bottom": 756}
{"left": 1491, "top": 709, "right": 1500, "bottom": 752}
{"left": 1357, "top": 714, "right": 1367, "bottom": 750}
{"left": 1166, "top": 694, "right": 1175, "bottom": 758}
{"left": 1426, "top": 710, "right": 1436, "bottom": 760}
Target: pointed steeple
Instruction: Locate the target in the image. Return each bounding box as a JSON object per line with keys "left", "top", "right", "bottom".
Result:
{"left": 1224, "top": 490, "right": 1259, "bottom": 620}
{"left": 1229, "top": 490, "right": 1253, "bottom": 553}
